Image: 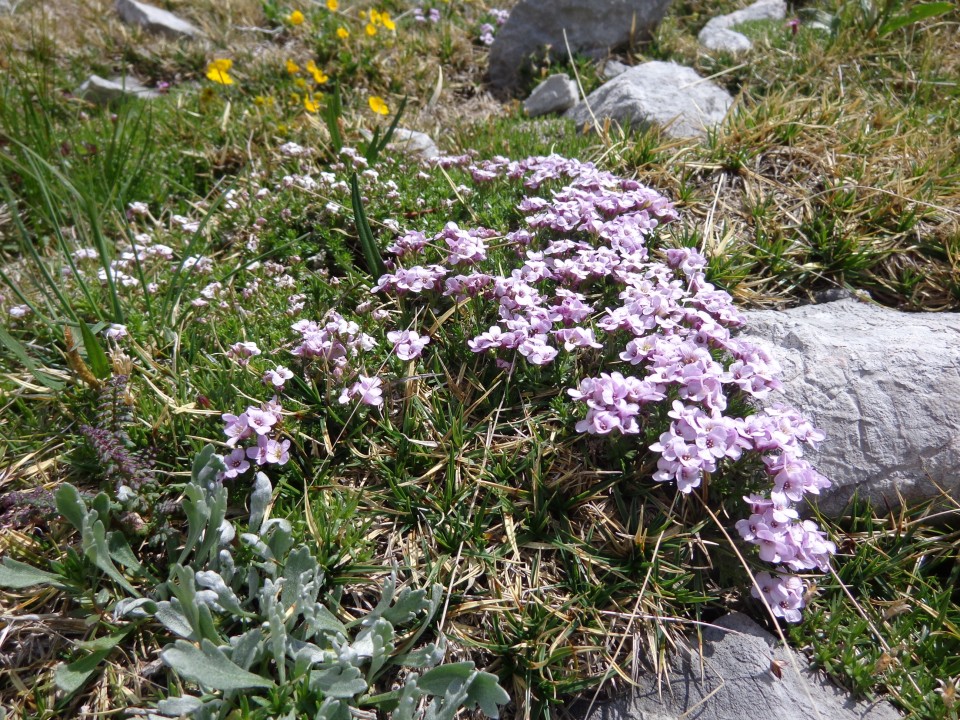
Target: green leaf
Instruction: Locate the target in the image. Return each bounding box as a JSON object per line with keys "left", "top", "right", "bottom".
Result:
{"left": 0, "top": 325, "right": 65, "bottom": 390}
{"left": 350, "top": 174, "right": 387, "bottom": 278}
{"left": 878, "top": 2, "right": 953, "bottom": 35}
{"left": 324, "top": 83, "right": 344, "bottom": 154}
{"left": 55, "top": 484, "right": 88, "bottom": 533}
{"left": 417, "top": 662, "right": 476, "bottom": 695}
{"left": 154, "top": 601, "right": 194, "bottom": 638}
{"left": 0, "top": 558, "right": 65, "bottom": 589}
{"left": 465, "top": 670, "right": 510, "bottom": 718}
{"left": 88, "top": 515, "right": 140, "bottom": 597}
{"left": 77, "top": 321, "right": 111, "bottom": 379}
{"left": 309, "top": 664, "right": 369, "bottom": 699}
{"left": 161, "top": 639, "right": 275, "bottom": 691}
{"left": 54, "top": 626, "right": 130, "bottom": 695}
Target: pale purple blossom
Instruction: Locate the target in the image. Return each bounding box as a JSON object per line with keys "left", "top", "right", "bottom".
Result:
{"left": 387, "top": 330, "right": 431, "bottom": 360}
{"left": 339, "top": 375, "right": 384, "bottom": 408}
{"left": 263, "top": 365, "right": 294, "bottom": 388}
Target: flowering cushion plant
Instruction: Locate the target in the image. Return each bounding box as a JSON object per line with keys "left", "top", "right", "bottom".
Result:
{"left": 217, "top": 149, "right": 836, "bottom": 623}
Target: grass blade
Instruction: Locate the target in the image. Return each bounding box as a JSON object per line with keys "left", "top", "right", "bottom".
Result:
{"left": 350, "top": 174, "right": 386, "bottom": 278}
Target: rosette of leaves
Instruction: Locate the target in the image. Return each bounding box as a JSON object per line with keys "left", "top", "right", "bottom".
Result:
{"left": 1, "top": 447, "right": 509, "bottom": 720}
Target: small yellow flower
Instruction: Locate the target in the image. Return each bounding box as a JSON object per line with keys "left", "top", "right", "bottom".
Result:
{"left": 205, "top": 58, "right": 234, "bottom": 85}
{"left": 290, "top": 92, "right": 301, "bottom": 104}
{"left": 294, "top": 77, "right": 308, "bottom": 89}
{"left": 336, "top": 26, "right": 350, "bottom": 39}
{"left": 288, "top": 9, "right": 305, "bottom": 25}
{"left": 326, "top": 0, "right": 339, "bottom": 10}
{"left": 365, "top": 22, "right": 377, "bottom": 35}
{"left": 285, "top": 59, "right": 300, "bottom": 74}
{"left": 306, "top": 60, "right": 328, "bottom": 84}
{"left": 304, "top": 94, "right": 321, "bottom": 112}
{"left": 369, "top": 9, "right": 381, "bottom": 24}
{"left": 254, "top": 94, "right": 273, "bottom": 105}
{"left": 368, "top": 95, "right": 389, "bottom": 115}
{"left": 381, "top": 11, "right": 395, "bottom": 30}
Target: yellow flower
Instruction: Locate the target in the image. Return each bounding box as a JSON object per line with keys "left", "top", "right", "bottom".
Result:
{"left": 306, "top": 60, "right": 328, "bottom": 84}
{"left": 205, "top": 58, "right": 234, "bottom": 85}
{"left": 285, "top": 58, "right": 300, "bottom": 74}
{"left": 304, "top": 94, "right": 320, "bottom": 112}
{"left": 369, "top": 9, "right": 381, "bottom": 24}
{"left": 368, "top": 95, "right": 389, "bottom": 115}
{"left": 365, "top": 22, "right": 377, "bottom": 35}
{"left": 336, "top": 26, "right": 350, "bottom": 39}
{"left": 288, "top": 9, "right": 305, "bottom": 25}
{"left": 254, "top": 94, "right": 273, "bottom": 105}
{"left": 326, "top": 0, "right": 338, "bottom": 10}
{"left": 381, "top": 11, "right": 395, "bottom": 30}
{"left": 294, "top": 77, "right": 308, "bottom": 89}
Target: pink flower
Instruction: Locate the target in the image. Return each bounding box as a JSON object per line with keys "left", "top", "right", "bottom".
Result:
{"left": 387, "top": 330, "right": 431, "bottom": 361}
{"left": 222, "top": 448, "right": 251, "bottom": 478}
{"left": 245, "top": 407, "right": 278, "bottom": 435}
{"left": 222, "top": 412, "right": 252, "bottom": 447}
{"left": 264, "top": 365, "right": 294, "bottom": 388}
{"left": 228, "top": 341, "right": 261, "bottom": 365}
{"left": 339, "top": 375, "right": 384, "bottom": 408}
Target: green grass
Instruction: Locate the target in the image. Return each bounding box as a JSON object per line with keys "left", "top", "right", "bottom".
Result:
{"left": 0, "top": 0, "right": 959, "bottom": 718}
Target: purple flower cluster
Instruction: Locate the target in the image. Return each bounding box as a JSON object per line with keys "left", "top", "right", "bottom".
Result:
{"left": 291, "top": 312, "right": 377, "bottom": 380}
{"left": 376, "top": 153, "right": 835, "bottom": 620}
{"left": 219, "top": 397, "right": 290, "bottom": 480}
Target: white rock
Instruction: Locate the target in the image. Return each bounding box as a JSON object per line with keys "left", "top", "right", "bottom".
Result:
{"left": 601, "top": 59, "right": 631, "bottom": 79}
{"left": 523, "top": 74, "right": 579, "bottom": 117}
{"left": 388, "top": 128, "right": 439, "bottom": 160}
{"left": 699, "top": 0, "right": 787, "bottom": 52}
{"left": 76, "top": 75, "right": 159, "bottom": 103}
{"left": 115, "top": 0, "right": 201, "bottom": 39}
{"left": 571, "top": 613, "right": 901, "bottom": 720}
{"left": 740, "top": 298, "right": 960, "bottom": 516}
{"left": 565, "top": 61, "right": 733, "bottom": 138}
{"left": 488, "top": 0, "right": 672, "bottom": 96}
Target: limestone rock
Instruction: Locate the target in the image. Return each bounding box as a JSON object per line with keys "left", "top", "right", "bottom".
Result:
{"left": 523, "top": 74, "right": 579, "bottom": 117}
{"left": 388, "top": 128, "right": 439, "bottom": 160}
{"left": 601, "top": 60, "right": 631, "bottom": 79}
{"left": 488, "top": 0, "right": 671, "bottom": 96}
{"left": 739, "top": 298, "right": 960, "bottom": 516}
{"left": 699, "top": 0, "right": 787, "bottom": 52}
{"left": 572, "top": 613, "right": 901, "bottom": 720}
{"left": 76, "top": 75, "right": 160, "bottom": 103}
{"left": 115, "top": 0, "right": 201, "bottom": 39}
{"left": 565, "top": 61, "right": 733, "bottom": 138}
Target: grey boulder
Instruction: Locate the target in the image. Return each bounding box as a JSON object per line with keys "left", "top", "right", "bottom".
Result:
{"left": 699, "top": 0, "right": 787, "bottom": 52}
{"left": 115, "top": 0, "right": 201, "bottom": 39}
{"left": 572, "top": 613, "right": 901, "bottom": 720}
{"left": 488, "top": 0, "right": 671, "bottom": 96}
{"left": 523, "top": 74, "right": 579, "bottom": 117}
{"left": 739, "top": 298, "right": 960, "bottom": 516}
{"left": 76, "top": 75, "right": 159, "bottom": 103}
{"left": 565, "top": 61, "right": 733, "bottom": 138}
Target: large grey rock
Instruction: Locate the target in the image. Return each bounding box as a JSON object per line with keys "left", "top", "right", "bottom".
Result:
{"left": 115, "top": 0, "right": 201, "bottom": 39}
{"left": 76, "top": 75, "right": 159, "bottom": 103}
{"left": 699, "top": 0, "right": 787, "bottom": 52}
{"left": 488, "top": 0, "right": 671, "bottom": 96}
{"left": 523, "top": 74, "right": 579, "bottom": 117}
{"left": 572, "top": 613, "right": 901, "bottom": 720}
{"left": 388, "top": 128, "right": 440, "bottom": 160}
{"left": 565, "top": 61, "right": 733, "bottom": 138}
{"left": 740, "top": 298, "right": 960, "bottom": 516}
